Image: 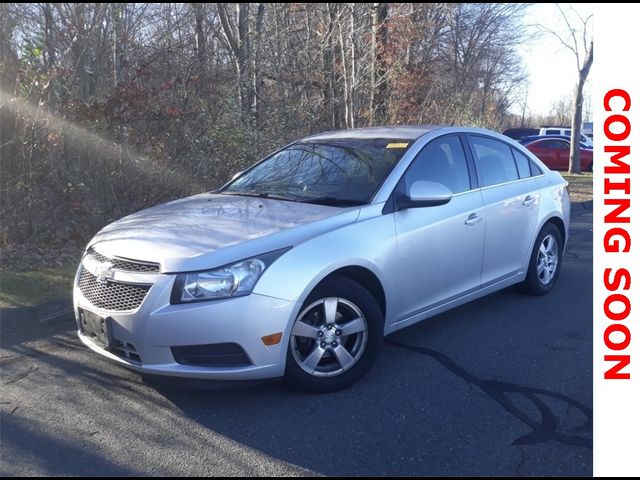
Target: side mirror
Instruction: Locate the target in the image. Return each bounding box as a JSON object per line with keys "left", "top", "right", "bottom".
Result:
{"left": 398, "top": 180, "right": 453, "bottom": 209}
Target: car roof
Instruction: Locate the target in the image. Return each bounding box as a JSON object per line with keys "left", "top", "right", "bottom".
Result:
{"left": 302, "top": 125, "right": 442, "bottom": 141}
{"left": 524, "top": 136, "right": 591, "bottom": 148}
{"left": 524, "top": 135, "right": 571, "bottom": 141}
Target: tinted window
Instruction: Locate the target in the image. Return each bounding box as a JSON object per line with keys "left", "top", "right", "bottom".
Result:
{"left": 512, "top": 148, "right": 531, "bottom": 178}
{"left": 537, "top": 140, "right": 555, "bottom": 149}
{"left": 538, "top": 140, "right": 568, "bottom": 149}
{"left": 469, "top": 136, "right": 519, "bottom": 187}
{"left": 224, "top": 139, "right": 409, "bottom": 205}
{"left": 404, "top": 135, "right": 470, "bottom": 194}
{"left": 546, "top": 129, "right": 561, "bottom": 135}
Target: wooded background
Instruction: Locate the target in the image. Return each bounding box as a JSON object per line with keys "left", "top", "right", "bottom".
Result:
{"left": 1, "top": 3, "right": 535, "bottom": 251}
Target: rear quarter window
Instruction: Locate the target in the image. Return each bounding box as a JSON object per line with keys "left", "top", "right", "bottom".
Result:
{"left": 530, "top": 160, "right": 543, "bottom": 176}
{"left": 511, "top": 148, "right": 531, "bottom": 178}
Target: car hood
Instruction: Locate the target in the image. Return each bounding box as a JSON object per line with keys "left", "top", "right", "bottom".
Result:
{"left": 89, "top": 193, "right": 361, "bottom": 272}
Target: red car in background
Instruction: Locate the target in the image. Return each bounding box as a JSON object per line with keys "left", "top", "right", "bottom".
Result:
{"left": 522, "top": 137, "right": 593, "bottom": 172}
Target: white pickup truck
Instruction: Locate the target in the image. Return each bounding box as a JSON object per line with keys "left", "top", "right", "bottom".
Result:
{"left": 539, "top": 126, "right": 593, "bottom": 148}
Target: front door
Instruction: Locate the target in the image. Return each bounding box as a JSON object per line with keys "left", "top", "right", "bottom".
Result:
{"left": 391, "top": 135, "right": 485, "bottom": 321}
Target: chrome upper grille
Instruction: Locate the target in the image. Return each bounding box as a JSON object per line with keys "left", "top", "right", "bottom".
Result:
{"left": 78, "top": 266, "right": 151, "bottom": 311}
{"left": 86, "top": 247, "right": 160, "bottom": 273}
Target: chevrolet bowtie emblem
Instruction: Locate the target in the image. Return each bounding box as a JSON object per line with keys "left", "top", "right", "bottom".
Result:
{"left": 96, "top": 262, "right": 115, "bottom": 284}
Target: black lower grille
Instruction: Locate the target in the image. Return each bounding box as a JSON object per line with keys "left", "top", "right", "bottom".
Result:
{"left": 171, "top": 343, "right": 252, "bottom": 367}
{"left": 111, "top": 339, "right": 142, "bottom": 364}
{"left": 78, "top": 267, "right": 151, "bottom": 311}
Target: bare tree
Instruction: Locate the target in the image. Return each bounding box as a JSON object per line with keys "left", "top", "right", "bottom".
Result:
{"left": 540, "top": 4, "right": 593, "bottom": 174}
{"left": 0, "top": 2, "right": 534, "bottom": 249}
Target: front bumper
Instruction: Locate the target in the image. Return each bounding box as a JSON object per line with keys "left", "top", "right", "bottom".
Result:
{"left": 73, "top": 269, "right": 299, "bottom": 381}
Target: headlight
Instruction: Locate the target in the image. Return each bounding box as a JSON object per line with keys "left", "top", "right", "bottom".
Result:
{"left": 171, "top": 248, "right": 289, "bottom": 304}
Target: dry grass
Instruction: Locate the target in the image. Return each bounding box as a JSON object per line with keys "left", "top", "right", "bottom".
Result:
{"left": 0, "top": 264, "right": 77, "bottom": 308}
{"left": 561, "top": 172, "right": 593, "bottom": 203}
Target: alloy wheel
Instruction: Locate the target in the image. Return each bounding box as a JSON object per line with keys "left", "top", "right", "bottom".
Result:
{"left": 536, "top": 234, "right": 559, "bottom": 285}
{"left": 290, "top": 297, "right": 368, "bottom": 377}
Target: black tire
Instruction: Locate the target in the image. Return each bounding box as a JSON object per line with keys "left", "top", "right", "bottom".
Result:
{"left": 523, "top": 222, "right": 564, "bottom": 295}
{"left": 284, "top": 276, "right": 384, "bottom": 393}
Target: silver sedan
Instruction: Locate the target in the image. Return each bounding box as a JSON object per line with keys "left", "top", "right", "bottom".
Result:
{"left": 73, "top": 126, "right": 570, "bottom": 392}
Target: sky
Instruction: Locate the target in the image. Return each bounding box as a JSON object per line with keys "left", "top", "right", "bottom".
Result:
{"left": 517, "top": 3, "right": 594, "bottom": 119}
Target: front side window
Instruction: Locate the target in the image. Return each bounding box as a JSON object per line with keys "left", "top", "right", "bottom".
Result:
{"left": 403, "top": 135, "right": 471, "bottom": 194}
{"left": 223, "top": 139, "right": 410, "bottom": 205}
{"left": 469, "top": 136, "right": 519, "bottom": 187}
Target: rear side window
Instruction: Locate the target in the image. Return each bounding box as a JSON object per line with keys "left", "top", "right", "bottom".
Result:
{"left": 404, "top": 135, "right": 471, "bottom": 194}
{"left": 469, "top": 136, "right": 519, "bottom": 187}
{"left": 546, "top": 129, "right": 561, "bottom": 135}
{"left": 538, "top": 140, "right": 568, "bottom": 149}
{"left": 537, "top": 140, "right": 555, "bottom": 149}
{"left": 512, "top": 148, "right": 531, "bottom": 178}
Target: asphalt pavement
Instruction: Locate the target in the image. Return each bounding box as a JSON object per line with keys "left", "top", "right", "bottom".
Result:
{"left": 0, "top": 202, "right": 593, "bottom": 476}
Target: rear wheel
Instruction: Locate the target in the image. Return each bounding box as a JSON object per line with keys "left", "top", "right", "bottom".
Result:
{"left": 523, "top": 223, "right": 563, "bottom": 295}
{"left": 284, "top": 276, "right": 383, "bottom": 393}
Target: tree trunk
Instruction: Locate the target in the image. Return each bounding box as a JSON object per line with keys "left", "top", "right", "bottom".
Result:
{"left": 349, "top": 4, "right": 356, "bottom": 128}
{"left": 520, "top": 84, "right": 528, "bottom": 128}
{"left": 252, "top": 3, "right": 265, "bottom": 124}
{"left": 72, "top": 3, "right": 88, "bottom": 97}
{"left": 369, "top": 3, "right": 388, "bottom": 125}
{"left": 217, "top": 3, "right": 252, "bottom": 124}
{"left": 43, "top": 3, "right": 56, "bottom": 109}
{"left": 111, "top": 3, "right": 124, "bottom": 88}
{"left": 337, "top": 7, "right": 353, "bottom": 129}
{"left": 237, "top": 3, "right": 251, "bottom": 121}
{"left": 322, "top": 4, "right": 338, "bottom": 129}
{"left": 193, "top": 3, "right": 206, "bottom": 95}
{"left": 568, "top": 40, "right": 593, "bottom": 174}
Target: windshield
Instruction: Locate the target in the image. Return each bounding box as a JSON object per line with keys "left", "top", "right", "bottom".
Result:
{"left": 221, "top": 139, "right": 411, "bottom": 205}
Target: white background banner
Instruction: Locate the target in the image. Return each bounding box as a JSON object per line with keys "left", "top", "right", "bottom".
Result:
{"left": 593, "top": 3, "right": 640, "bottom": 476}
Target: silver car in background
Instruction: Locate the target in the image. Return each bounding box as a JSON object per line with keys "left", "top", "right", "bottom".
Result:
{"left": 73, "top": 126, "right": 570, "bottom": 392}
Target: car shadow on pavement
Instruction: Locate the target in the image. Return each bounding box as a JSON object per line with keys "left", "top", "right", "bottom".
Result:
{"left": 149, "top": 200, "right": 593, "bottom": 476}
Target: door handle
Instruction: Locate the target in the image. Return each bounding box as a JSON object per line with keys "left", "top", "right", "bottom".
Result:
{"left": 523, "top": 195, "right": 535, "bottom": 207}
{"left": 465, "top": 213, "right": 483, "bottom": 226}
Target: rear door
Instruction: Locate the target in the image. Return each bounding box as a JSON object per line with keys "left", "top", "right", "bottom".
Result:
{"left": 466, "top": 135, "right": 540, "bottom": 284}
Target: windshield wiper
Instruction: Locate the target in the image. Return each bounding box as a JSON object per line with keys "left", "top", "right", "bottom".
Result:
{"left": 221, "top": 191, "right": 300, "bottom": 202}
{"left": 302, "top": 196, "right": 365, "bottom": 206}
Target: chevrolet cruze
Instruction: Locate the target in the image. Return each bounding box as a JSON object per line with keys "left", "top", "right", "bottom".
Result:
{"left": 74, "top": 126, "right": 570, "bottom": 392}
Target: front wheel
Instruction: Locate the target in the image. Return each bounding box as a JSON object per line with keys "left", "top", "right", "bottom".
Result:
{"left": 523, "top": 223, "right": 563, "bottom": 295}
{"left": 284, "top": 276, "right": 383, "bottom": 393}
